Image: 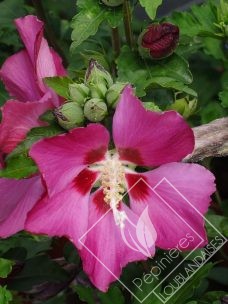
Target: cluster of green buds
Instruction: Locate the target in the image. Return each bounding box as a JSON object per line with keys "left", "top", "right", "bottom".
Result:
{"left": 55, "top": 60, "right": 126, "bottom": 130}
{"left": 168, "top": 95, "right": 197, "bottom": 119}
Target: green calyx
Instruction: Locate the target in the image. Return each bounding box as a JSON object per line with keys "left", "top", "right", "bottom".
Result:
{"left": 54, "top": 102, "right": 84, "bottom": 130}
{"left": 84, "top": 98, "right": 108, "bottom": 122}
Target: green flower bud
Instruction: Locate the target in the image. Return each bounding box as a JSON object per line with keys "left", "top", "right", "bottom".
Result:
{"left": 69, "top": 83, "right": 90, "bottom": 106}
{"left": 84, "top": 98, "right": 108, "bottom": 122}
{"left": 54, "top": 102, "right": 84, "bottom": 130}
{"left": 90, "top": 82, "right": 108, "bottom": 99}
{"left": 143, "top": 102, "right": 161, "bottom": 112}
{"left": 101, "top": 0, "right": 124, "bottom": 7}
{"left": 106, "top": 82, "right": 126, "bottom": 108}
{"left": 168, "top": 97, "right": 197, "bottom": 118}
{"left": 85, "top": 59, "right": 113, "bottom": 88}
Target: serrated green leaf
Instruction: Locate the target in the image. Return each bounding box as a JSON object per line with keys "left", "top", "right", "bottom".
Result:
{"left": 0, "top": 258, "right": 14, "bottom": 278}
{"left": 139, "top": 0, "right": 162, "bottom": 20}
{"left": 169, "top": 1, "right": 218, "bottom": 38}
{"left": 44, "top": 76, "right": 73, "bottom": 98}
{"left": 71, "top": 1, "right": 105, "bottom": 50}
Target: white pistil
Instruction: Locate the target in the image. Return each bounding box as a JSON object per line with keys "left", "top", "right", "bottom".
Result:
{"left": 100, "top": 152, "right": 127, "bottom": 228}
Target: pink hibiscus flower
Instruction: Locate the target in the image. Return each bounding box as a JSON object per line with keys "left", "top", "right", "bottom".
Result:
{"left": 0, "top": 15, "right": 66, "bottom": 237}
{"left": 0, "top": 15, "right": 66, "bottom": 154}
{"left": 0, "top": 152, "right": 44, "bottom": 238}
{"left": 25, "top": 86, "right": 215, "bottom": 291}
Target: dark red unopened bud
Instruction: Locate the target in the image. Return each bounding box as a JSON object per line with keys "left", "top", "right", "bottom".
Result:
{"left": 139, "top": 23, "right": 179, "bottom": 60}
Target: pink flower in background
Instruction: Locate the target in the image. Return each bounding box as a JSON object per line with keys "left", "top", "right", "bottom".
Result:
{"left": 0, "top": 153, "right": 44, "bottom": 238}
{"left": 0, "top": 15, "right": 65, "bottom": 237}
{"left": 25, "top": 86, "right": 215, "bottom": 291}
{"left": 0, "top": 15, "right": 66, "bottom": 154}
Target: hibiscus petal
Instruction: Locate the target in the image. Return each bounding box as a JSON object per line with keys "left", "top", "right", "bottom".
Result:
{"left": 126, "top": 162, "right": 215, "bottom": 250}
{"left": 15, "top": 15, "right": 43, "bottom": 65}
{"left": 79, "top": 189, "right": 155, "bottom": 292}
{"left": 0, "top": 175, "right": 44, "bottom": 238}
{"left": 1, "top": 15, "right": 66, "bottom": 106}
{"left": 0, "top": 93, "right": 53, "bottom": 154}
{"left": 30, "top": 124, "right": 109, "bottom": 196}
{"left": 113, "top": 86, "right": 194, "bottom": 166}
{"left": 51, "top": 49, "right": 67, "bottom": 76}
{"left": 0, "top": 50, "right": 42, "bottom": 101}
{"left": 25, "top": 169, "right": 98, "bottom": 249}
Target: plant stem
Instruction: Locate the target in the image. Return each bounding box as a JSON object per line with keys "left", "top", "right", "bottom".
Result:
{"left": 111, "top": 27, "right": 121, "bottom": 57}
{"left": 32, "top": 0, "right": 68, "bottom": 67}
{"left": 123, "top": 0, "right": 134, "bottom": 48}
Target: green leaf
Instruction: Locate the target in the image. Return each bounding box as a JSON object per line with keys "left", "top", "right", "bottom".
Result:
{"left": 8, "top": 255, "right": 69, "bottom": 292}
{"left": 71, "top": 0, "right": 122, "bottom": 51}
{"left": 0, "top": 154, "right": 37, "bottom": 179}
{"left": 117, "top": 46, "right": 195, "bottom": 97}
{"left": 0, "top": 286, "right": 12, "bottom": 304}
{"left": 169, "top": 1, "right": 218, "bottom": 38}
{"left": 132, "top": 278, "right": 162, "bottom": 304}
{"left": 0, "top": 124, "right": 63, "bottom": 179}
{"left": 149, "top": 54, "right": 193, "bottom": 84}
{"left": 138, "top": 0, "right": 162, "bottom": 20}
{"left": 71, "top": 0, "right": 105, "bottom": 51}
{"left": 0, "top": 0, "right": 26, "bottom": 26}
{"left": 44, "top": 76, "right": 73, "bottom": 98}
{"left": 0, "top": 258, "right": 14, "bottom": 278}
{"left": 164, "top": 263, "right": 213, "bottom": 304}
{"left": 219, "top": 90, "right": 228, "bottom": 108}
{"left": 201, "top": 102, "right": 225, "bottom": 124}
{"left": 0, "top": 234, "right": 51, "bottom": 259}
{"left": 74, "top": 285, "right": 96, "bottom": 304}
{"left": 104, "top": 6, "right": 123, "bottom": 28}
{"left": 9, "top": 125, "right": 63, "bottom": 158}
{"left": 98, "top": 286, "right": 125, "bottom": 304}
{"left": 206, "top": 214, "right": 228, "bottom": 237}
